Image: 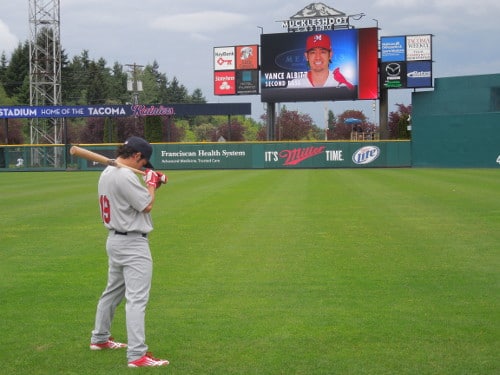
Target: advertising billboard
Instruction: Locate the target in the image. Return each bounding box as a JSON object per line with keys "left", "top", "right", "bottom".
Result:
{"left": 407, "top": 61, "right": 432, "bottom": 88}
{"left": 380, "top": 36, "right": 406, "bottom": 63}
{"left": 214, "top": 47, "right": 236, "bottom": 71}
{"left": 214, "top": 45, "right": 260, "bottom": 96}
{"left": 406, "top": 35, "right": 432, "bottom": 61}
{"left": 236, "top": 45, "right": 259, "bottom": 70}
{"left": 380, "top": 62, "right": 407, "bottom": 89}
{"left": 380, "top": 34, "right": 433, "bottom": 89}
{"left": 260, "top": 28, "right": 378, "bottom": 102}
{"left": 214, "top": 71, "right": 236, "bottom": 95}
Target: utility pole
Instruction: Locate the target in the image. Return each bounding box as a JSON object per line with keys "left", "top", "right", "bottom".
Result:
{"left": 126, "top": 63, "right": 144, "bottom": 105}
{"left": 126, "top": 63, "right": 144, "bottom": 131}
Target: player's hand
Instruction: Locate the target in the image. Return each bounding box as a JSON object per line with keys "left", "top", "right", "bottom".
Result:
{"left": 155, "top": 172, "right": 168, "bottom": 189}
{"left": 143, "top": 169, "right": 160, "bottom": 188}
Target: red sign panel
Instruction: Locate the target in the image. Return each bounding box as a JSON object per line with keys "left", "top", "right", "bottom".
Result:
{"left": 236, "top": 45, "right": 259, "bottom": 70}
{"left": 214, "top": 71, "right": 236, "bottom": 95}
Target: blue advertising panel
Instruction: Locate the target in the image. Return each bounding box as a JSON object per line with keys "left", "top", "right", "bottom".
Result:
{"left": 407, "top": 61, "right": 432, "bottom": 88}
{"left": 381, "top": 36, "right": 406, "bottom": 62}
{"left": 0, "top": 105, "right": 133, "bottom": 119}
{"left": 0, "top": 103, "right": 251, "bottom": 119}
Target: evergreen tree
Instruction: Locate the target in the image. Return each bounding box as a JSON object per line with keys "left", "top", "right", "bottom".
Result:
{"left": 326, "top": 109, "right": 337, "bottom": 140}
{"left": 4, "top": 41, "right": 29, "bottom": 102}
{"left": 87, "top": 58, "right": 109, "bottom": 104}
{"left": 190, "top": 88, "right": 206, "bottom": 104}
{"left": 63, "top": 50, "right": 91, "bottom": 105}
{"left": 0, "top": 52, "right": 8, "bottom": 91}
{"left": 165, "top": 77, "right": 189, "bottom": 103}
{"left": 107, "top": 62, "right": 128, "bottom": 104}
{"left": 140, "top": 63, "right": 162, "bottom": 104}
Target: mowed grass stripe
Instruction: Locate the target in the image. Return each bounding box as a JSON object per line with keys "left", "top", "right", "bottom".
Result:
{"left": 0, "top": 169, "right": 498, "bottom": 375}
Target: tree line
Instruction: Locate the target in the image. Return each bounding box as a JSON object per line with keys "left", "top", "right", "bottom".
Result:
{"left": 0, "top": 41, "right": 410, "bottom": 144}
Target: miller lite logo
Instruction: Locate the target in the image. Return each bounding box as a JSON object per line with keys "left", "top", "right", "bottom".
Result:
{"left": 352, "top": 146, "right": 380, "bottom": 165}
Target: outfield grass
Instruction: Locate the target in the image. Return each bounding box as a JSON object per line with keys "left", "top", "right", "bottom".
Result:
{"left": 0, "top": 169, "right": 499, "bottom": 374}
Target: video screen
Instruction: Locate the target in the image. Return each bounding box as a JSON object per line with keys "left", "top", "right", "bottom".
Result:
{"left": 260, "top": 28, "right": 378, "bottom": 102}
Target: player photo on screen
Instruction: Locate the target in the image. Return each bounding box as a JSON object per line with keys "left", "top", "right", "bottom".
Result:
{"left": 260, "top": 28, "right": 378, "bottom": 102}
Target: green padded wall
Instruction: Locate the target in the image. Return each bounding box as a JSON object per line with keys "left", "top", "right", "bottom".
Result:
{"left": 412, "top": 74, "right": 500, "bottom": 167}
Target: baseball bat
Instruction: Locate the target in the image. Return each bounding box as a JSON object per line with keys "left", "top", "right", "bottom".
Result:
{"left": 70, "top": 145, "right": 146, "bottom": 175}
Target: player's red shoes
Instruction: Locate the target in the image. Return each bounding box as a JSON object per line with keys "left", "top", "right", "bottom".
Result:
{"left": 90, "top": 339, "right": 168, "bottom": 367}
{"left": 128, "top": 352, "right": 170, "bottom": 367}
{"left": 90, "top": 337, "right": 127, "bottom": 350}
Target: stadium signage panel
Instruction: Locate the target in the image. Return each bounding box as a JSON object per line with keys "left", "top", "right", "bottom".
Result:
{"left": 381, "top": 62, "right": 406, "bottom": 89}
{"left": 236, "top": 70, "right": 259, "bottom": 94}
{"left": 275, "top": 145, "right": 326, "bottom": 166}
{"left": 214, "top": 71, "right": 236, "bottom": 95}
{"left": 0, "top": 105, "right": 131, "bottom": 118}
{"left": 280, "top": 16, "right": 348, "bottom": 31}
{"left": 213, "top": 47, "right": 236, "bottom": 71}
{"left": 278, "top": 3, "right": 349, "bottom": 32}
{"left": 380, "top": 36, "right": 406, "bottom": 62}
{"left": 407, "top": 61, "right": 432, "bottom": 88}
{"left": 406, "top": 35, "right": 432, "bottom": 61}
{"left": 352, "top": 146, "right": 381, "bottom": 164}
{"left": 76, "top": 142, "right": 411, "bottom": 171}
{"left": 380, "top": 34, "right": 433, "bottom": 89}
{"left": 0, "top": 105, "right": 177, "bottom": 118}
{"left": 0, "top": 103, "right": 252, "bottom": 119}
{"left": 213, "top": 45, "right": 260, "bottom": 96}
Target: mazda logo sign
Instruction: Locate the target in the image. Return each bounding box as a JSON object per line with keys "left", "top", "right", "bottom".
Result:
{"left": 386, "top": 63, "right": 401, "bottom": 76}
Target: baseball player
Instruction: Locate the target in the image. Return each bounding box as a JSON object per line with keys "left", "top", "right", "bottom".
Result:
{"left": 89, "top": 136, "right": 169, "bottom": 368}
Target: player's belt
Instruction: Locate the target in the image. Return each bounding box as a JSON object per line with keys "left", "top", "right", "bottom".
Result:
{"left": 114, "top": 231, "right": 147, "bottom": 238}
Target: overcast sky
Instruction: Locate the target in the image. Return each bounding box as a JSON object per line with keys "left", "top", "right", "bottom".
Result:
{"left": 1, "top": 0, "right": 499, "bottom": 126}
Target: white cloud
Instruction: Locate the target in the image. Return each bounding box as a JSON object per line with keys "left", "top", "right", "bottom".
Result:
{"left": 0, "top": 20, "right": 19, "bottom": 54}
{"left": 151, "top": 11, "right": 249, "bottom": 33}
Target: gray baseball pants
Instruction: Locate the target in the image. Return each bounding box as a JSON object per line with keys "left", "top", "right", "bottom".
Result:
{"left": 91, "top": 231, "right": 152, "bottom": 362}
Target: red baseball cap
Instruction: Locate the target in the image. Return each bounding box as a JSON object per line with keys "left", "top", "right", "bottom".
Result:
{"left": 306, "top": 33, "right": 332, "bottom": 51}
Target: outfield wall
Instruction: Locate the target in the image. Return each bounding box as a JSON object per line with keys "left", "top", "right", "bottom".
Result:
{"left": 412, "top": 74, "right": 500, "bottom": 167}
{"left": 76, "top": 141, "right": 411, "bottom": 170}
{"left": 0, "top": 141, "right": 411, "bottom": 171}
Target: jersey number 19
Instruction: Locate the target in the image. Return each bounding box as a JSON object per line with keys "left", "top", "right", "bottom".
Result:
{"left": 99, "top": 195, "right": 111, "bottom": 224}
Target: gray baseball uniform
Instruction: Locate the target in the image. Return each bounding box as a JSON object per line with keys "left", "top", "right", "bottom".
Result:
{"left": 91, "top": 166, "right": 154, "bottom": 362}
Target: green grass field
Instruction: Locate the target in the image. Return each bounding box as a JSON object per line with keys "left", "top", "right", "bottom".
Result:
{"left": 1, "top": 169, "right": 499, "bottom": 374}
